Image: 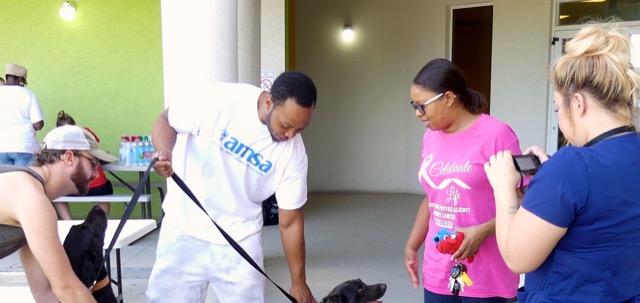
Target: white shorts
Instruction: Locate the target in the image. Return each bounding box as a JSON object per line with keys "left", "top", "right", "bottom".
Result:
{"left": 146, "top": 220, "right": 265, "bottom": 303}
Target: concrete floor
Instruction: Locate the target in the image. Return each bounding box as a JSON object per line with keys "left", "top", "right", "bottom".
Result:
{"left": 0, "top": 193, "right": 520, "bottom": 302}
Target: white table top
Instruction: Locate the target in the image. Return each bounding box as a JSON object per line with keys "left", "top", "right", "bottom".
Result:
{"left": 101, "top": 163, "right": 154, "bottom": 172}
{"left": 58, "top": 219, "right": 157, "bottom": 249}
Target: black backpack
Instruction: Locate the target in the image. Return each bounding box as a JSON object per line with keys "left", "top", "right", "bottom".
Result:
{"left": 262, "top": 194, "right": 279, "bottom": 226}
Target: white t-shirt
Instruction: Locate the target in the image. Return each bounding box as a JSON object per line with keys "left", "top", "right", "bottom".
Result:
{"left": 163, "top": 82, "right": 309, "bottom": 243}
{"left": 0, "top": 86, "right": 44, "bottom": 153}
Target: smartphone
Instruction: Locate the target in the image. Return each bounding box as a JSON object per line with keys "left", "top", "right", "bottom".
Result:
{"left": 512, "top": 154, "right": 541, "bottom": 175}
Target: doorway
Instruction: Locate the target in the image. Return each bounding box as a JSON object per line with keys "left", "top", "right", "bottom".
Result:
{"left": 450, "top": 4, "right": 493, "bottom": 113}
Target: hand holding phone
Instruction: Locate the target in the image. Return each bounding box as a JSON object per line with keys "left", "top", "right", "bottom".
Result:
{"left": 512, "top": 154, "right": 541, "bottom": 175}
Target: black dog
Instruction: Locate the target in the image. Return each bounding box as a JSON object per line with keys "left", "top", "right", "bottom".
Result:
{"left": 321, "top": 279, "right": 387, "bottom": 303}
{"left": 63, "top": 205, "right": 118, "bottom": 303}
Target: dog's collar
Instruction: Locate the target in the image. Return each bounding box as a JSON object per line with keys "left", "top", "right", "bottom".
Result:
{"left": 90, "top": 276, "right": 110, "bottom": 293}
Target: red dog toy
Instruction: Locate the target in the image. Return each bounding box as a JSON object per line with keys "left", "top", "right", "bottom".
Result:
{"left": 432, "top": 228, "right": 475, "bottom": 263}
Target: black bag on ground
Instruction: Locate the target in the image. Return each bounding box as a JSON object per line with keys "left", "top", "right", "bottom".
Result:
{"left": 262, "top": 194, "right": 279, "bottom": 226}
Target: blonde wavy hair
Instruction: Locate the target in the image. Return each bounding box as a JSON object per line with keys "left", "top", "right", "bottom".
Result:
{"left": 551, "top": 24, "right": 640, "bottom": 127}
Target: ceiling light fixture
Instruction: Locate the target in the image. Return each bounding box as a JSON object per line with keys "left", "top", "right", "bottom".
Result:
{"left": 342, "top": 24, "right": 355, "bottom": 42}
{"left": 59, "top": 1, "right": 76, "bottom": 21}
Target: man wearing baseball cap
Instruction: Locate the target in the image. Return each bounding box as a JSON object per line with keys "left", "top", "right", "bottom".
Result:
{"left": 42, "top": 125, "right": 118, "bottom": 164}
{"left": 5, "top": 63, "right": 28, "bottom": 86}
{"left": 0, "top": 125, "right": 116, "bottom": 302}
{"left": 0, "top": 63, "right": 44, "bottom": 166}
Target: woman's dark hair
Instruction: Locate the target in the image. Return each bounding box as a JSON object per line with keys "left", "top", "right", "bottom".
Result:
{"left": 56, "top": 110, "right": 76, "bottom": 127}
{"left": 413, "top": 58, "right": 487, "bottom": 114}
{"left": 270, "top": 71, "right": 317, "bottom": 108}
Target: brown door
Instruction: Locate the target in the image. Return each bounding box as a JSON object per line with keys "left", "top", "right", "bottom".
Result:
{"left": 451, "top": 5, "right": 493, "bottom": 114}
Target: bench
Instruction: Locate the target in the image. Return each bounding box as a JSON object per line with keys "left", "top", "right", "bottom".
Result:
{"left": 57, "top": 219, "right": 157, "bottom": 303}
{"left": 101, "top": 166, "right": 165, "bottom": 219}
{"left": 112, "top": 182, "right": 166, "bottom": 202}
{"left": 53, "top": 194, "right": 153, "bottom": 219}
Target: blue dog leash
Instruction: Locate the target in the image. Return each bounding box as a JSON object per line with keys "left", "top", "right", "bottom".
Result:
{"left": 171, "top": 172, "right": 298, "bottom": 303}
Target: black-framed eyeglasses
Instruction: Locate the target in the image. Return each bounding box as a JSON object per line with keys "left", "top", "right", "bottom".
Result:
{"left": 410, "top": 93, "right": 444, "bottom": 115}
{"left": 77, "top": 153, "right": 100, "bottom": 169}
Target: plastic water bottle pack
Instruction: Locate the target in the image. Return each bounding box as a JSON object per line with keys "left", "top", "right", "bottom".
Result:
{"left": 119, "top": 135, "right": 155, "bottom": 166}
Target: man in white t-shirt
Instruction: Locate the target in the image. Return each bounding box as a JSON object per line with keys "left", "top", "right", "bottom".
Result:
{"left": 147, "top": 71, "right": 318, "bottom": 303}
{"left": 0, "top": 63, "right": 44, "bottom": 166}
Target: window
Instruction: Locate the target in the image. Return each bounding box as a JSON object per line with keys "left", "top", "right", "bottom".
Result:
{"left": 632, "top": 34, "right": 640, "bottom": 73}
{"left": 557, "top": 0, "right": 640, "bottom": 26}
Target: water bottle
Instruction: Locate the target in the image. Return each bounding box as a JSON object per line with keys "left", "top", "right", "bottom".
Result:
{"left": 125, "top": 136, "right": 134, "bottom": 166}
{"left": 119, "top": 136, "right": 127, "bottom": 165}
{"left": 134, "top": 136, "right": 143, "bottom": 166}
{"left": 147, "top": 135, "right": 155, "bottom": 164}
{"left": 140, "top": 135, "right": 148, "bottom": 165}
{"left": 142, "top": 135, "right": 154, "bottom": 165}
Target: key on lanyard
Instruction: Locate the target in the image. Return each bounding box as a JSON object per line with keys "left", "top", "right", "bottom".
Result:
{"left": 448, "top": 264, "right": 463, "bottom": 296}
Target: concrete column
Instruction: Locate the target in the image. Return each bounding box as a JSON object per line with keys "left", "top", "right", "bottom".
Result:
{"left": 159, "top": 0, "right": 241, "bottom": 182}
{"left": 238, "top": 0, "right": 261, "bottom": 86}
{"left": 160, "top": 0, "right": 238, "bottom": 107}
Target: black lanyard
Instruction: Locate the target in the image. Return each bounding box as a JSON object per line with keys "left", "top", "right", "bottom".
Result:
{"left": 584, "top": 125, "right": 636, "bottom": 147}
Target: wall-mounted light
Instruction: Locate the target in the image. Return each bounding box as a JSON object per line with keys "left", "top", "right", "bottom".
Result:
{"left": 342, "top": 24, "right": 355, "bottom": 42}
{"left": 59, "top": 1, "right": 76, "bottom": 21}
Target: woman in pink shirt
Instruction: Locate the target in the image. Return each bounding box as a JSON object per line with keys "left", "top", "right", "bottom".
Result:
{"left": 404, "top": 58, "right": 526, "bottom": 303}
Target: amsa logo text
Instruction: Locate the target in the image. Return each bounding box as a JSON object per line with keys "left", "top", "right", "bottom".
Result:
{"left": 219, "top": 130, "right": 273, "bottom": 174}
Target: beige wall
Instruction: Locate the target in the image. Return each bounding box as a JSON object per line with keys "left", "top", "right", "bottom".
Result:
{"left": 491, "top": 0, "right": 553, "bottom": 153}
{"left": 261, "top": 0, "right": 286, "bottom": 77}
{"left": 295, "top": 0, "right": 554, "bottom": 194}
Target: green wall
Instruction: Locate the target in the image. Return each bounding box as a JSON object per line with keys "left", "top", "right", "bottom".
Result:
{"left": 1, "top": 0, "right": 165, "bottom": 219}
{"left": 1, "top": 0, "right": 164, "bottom": 154}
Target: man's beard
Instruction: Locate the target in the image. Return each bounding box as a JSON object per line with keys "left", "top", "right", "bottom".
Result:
{"left": 71, "top": 161, "right": 91, "bottom": 195}
{"left": 265, "top": 110, "right": 280, "bottom": 142}
{"left": 265, "top": 107, "right": 288, "bottom": 142}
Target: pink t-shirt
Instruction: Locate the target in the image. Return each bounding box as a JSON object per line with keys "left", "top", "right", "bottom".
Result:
{"left": 419, "top": 114, "right": 523, "bottom": 298}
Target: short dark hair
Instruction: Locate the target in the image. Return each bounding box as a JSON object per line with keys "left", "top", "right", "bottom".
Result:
{"left": 270, "top": 71, "right": 317, "bottom": 108}
{"left": 413, "top": 58, "right": 487, "bottom": 114}
{"left": 36, "top": 149, "right": 69, "bottom": 166}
